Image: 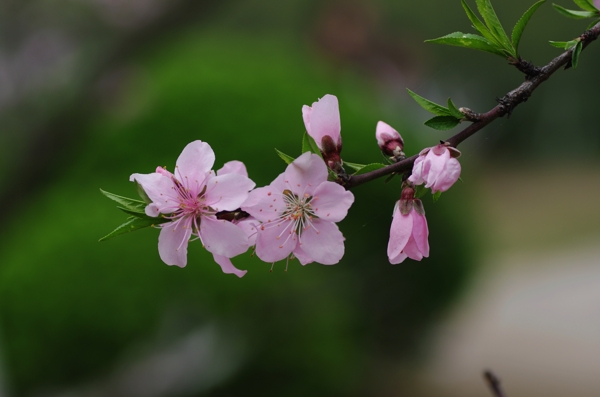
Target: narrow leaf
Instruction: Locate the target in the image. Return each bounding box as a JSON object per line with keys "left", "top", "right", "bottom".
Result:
{"left": 424, "top": 116, "right": 461, "bottom": 130}
{"left": 432, "top": 191, "right": 443, "bottom": 202}
{"left": 447, "top": 98, "right": 464, "bottom": 119}
{"left": 302, "top": 132, "right": 323, "bottom": 158}
{"left": 99, "top": 217, "right": 159, "bottom": 242}
{"left": 573, "top": 0, "right": 597, "bottom": 12}
{"left": 135, "top": 181, "right": 152, "bottom": 204}
{"left": 406, "top": 89, "right": 451, "bottom": 116}
{"left": 586, "top": 17, "right": 600, "bottom": 29}
{"left": 461, "top": 0, "right": 500, "bottom": 45}
{"left": 117, "top": 207, "right": 171, "bottom": 224}
{"left": 100, "top": 189, "right": 146, "bottom": 213}
{"left": 571, "top": 40, "right": 583, "bottom": 68}
{"left": 343, "top": 161, "right": 367, "bottom": 171}
{"left": 425, "top": 32, "right": 508, "bottom": 57}
{"left": 476, "top": 0, "right": 515, "bottom": 54}
{"left": 549, "top": 40, "right": 578, "bottom": 49}
{"left": 552, "top": 4, "right": 597, "bottom": 18}
{"left": 275, "top": 148, "right": 295, "bottom": 164}
{"left": 511, "top": 0, "right": 546, "bottom": 52}
{"left": 352, "top": 163, "right": 386, "bottom": 176}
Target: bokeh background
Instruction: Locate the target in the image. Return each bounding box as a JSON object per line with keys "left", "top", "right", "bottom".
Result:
{"left": 0, "top": 0, "right": 599, "bottom": 396}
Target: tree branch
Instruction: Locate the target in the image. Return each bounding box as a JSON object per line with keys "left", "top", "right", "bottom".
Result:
{"left": 483, "top": 370, "right": 507, "bottom": 397}
{"left": 344, "top": 21, "right": 600, "bottom": 190}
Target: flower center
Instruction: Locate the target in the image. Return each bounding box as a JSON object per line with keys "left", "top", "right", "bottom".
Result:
{"left": 280, "top": 189, "right": 317, "bottom": 235}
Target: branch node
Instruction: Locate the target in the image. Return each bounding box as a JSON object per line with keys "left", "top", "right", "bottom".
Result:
{"left": 510, "top": 58, "right": 541, "bottom": 80}
{"left": 458, "top": 107, "right": 481, "bottom": 122}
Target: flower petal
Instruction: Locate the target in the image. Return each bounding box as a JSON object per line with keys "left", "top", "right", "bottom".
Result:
{"left": 130, "top": 172, "right": 180, "bottom": 214}
{"left": 387, "top": 205, "right": 413, "bottom": 262}
{"left": 411, "top": 211, "right": 429, "bottom": 258}
{"left": 217, "top": 160, "right": 248, "bottom": 177}
{"left": 298, "top": 219, "right": 345, "bottom": 265}
{"left": 212, "top": 254, "right": 248, "bottom": 278}
{"left": 292, "top": 245, "right": 314, "bottom": 266}
{"left": 204, "top": 173, "right": 256, "bottom": 212}
{"left": 200, "top": 216, "right": 249, "bottom": 258}
{"left": 408, "top": 156, "right": 426, "bottom": 186}
{"left": 423, "top": 146, "right": 450, "bottom": 189}
{"left": 236, "top": 217, "right": 258, "bottom": 246}
{"left": 255, "top": 221, "right": 298, "bottom": 263}
{"left": 302, "top": 105, "right": 312, "bottom": 135}
{"left": 389, "top": 251, "right": 408, "bottom": 265}
{"left": 375, "top": 121, "right": 401, "bottom": 144}
{"left": 402, "top": 234, "right": 424, "bottom": 261}
{"left": 284, "top": 152, "right": 328, "bottom": 196}
{"left": 432, "top": 157, "right": 461, "bottom": 193}
{"left": 175, "top": 140, "right": 215, "bottom": 191}
{"left": 241, "top": 174, "right": 287, "bottom": 223}
{"left": 306, "top": 94, "right": 341, "bottom": 148}
{"left": 311, "top": 181, "right": 354, "bottom": 222}
{"left": 158, "top": 218, "right": 192, "bottom": 267}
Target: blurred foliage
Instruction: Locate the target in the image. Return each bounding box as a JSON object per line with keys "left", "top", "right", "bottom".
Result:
{"left": 0, "top": 26, "right": 474, "bottom": 396}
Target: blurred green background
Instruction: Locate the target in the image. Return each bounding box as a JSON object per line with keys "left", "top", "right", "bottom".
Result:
{"left": 0, "top": 0, "right": 599, "bottom": 396}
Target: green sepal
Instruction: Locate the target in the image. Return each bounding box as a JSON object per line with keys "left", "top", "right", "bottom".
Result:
{"left": 447, "top": 98, "right": 464, "bottom": 119}
{"left": 573, "top": 0, "right": 598, "bottom": 12}
{"left": 99, "top": 217, "right": 161, "bottom": 242}
{"left": 475, "top": 0, "right": 514, "bottom": 54}
{"left": 302, "top": 131, "right": 323, "bottom": 158}
{"left": 553, "top": 4, "right": 597, "bottom": 18}
{"left": 549, "top": 40, "right": 579, "bottom": 49}
{"left": 425, "top": 32, "right": 508, "bottom": 57}
{"left": 343, "top": 161, "right": 367, "bottom": 171}
{"left": 275, "top": 148, "right": 295, "bottom": 164}
{"left": 461, "top": 0, "right": 500, "bottom": 45}
{"left": 432, "top": 191, "right": 443, "bottom": 202}
{"left": 406, "top": 89, "right": 452, "bottom": 116}
{"left": 352, "top": 163, "right": 386, "bottom": 176}
{"left": 424, "top": 116, "right": 461, "bottom": 130}
{"left": 571, "top": 40, "right": 583, "bottom": 68}
{"left": 511, "top": 0, "right": 546, "bottom": 53}
{"left": 100, "top": 189, "right": 146, "bottom": 213}
{"left": 414, "top": 185, "right": 428, "bottom": 199}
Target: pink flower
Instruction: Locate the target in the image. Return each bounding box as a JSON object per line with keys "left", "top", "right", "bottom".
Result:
{"left": 408, "top": 143, "right": 461, "bottom": 193}
{"left": 242, "top": 152, "right": 354, "bottom": 265}
{"left": 375, "top": 121, "right": 405, "bottom": 160}
{"left": 130, "top": 141, "right": 255, "bottom": 274}
{"left": 387, "top": 186, "right": 429, "bottom": 264}
{"left": 302, "top": 94, "right": 343, "bottom": 170}
{"left": 595, "top": 0, "right": 600, "bottom": 10}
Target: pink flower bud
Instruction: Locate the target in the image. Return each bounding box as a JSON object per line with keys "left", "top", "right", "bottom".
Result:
{"left": 376, "top": 121, "right": 404, "bottom": 160}
{"left": 408, "top": 143, "right": 461, "bottom": 194}
{"left": 387, "top": 185, "right": 429, "bottom": 264}
{"left": 302, "top": 94, "right": 343, "bottom": 171}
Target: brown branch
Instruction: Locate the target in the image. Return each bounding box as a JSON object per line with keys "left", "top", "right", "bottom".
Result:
{"left": 483, "top": 370, "right": 507, "bottom": 397}
{"left": 344, "top": 21, "right": 600, "bottom": 190}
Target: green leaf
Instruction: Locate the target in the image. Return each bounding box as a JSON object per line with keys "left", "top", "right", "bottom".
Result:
{"left": 343, "top": 161, "right": 367, "bottom": 171}
{"left": 573, "top": 0, "right": 597, "bottom": 12}
{"left": 275, "top": 148, "right": 295, "bottom": 164}
{"left": 511, "top": 0, "right": 546, "bottom": 53}
{"left": 461, "top": 0, "right": 501, "bottom": 45}
{"left": 302, "top": 132, "right": 322, "bottom": 158}
{"left": 571, "top": 40, "right": 583, "bottom": 68}
{"left": 425, "top": 32, "right": 508, "bottom": 57}
{"left": 135, "top": 181, "right": 152, "bottom": 204}
{"left": 432, "top": 191, "right": 443, "bottom": 202}
{"left": 100, "top": 189, "right": 146, "bottom": 213}
{"left": 447, "top": 98, "right": 464, "bottom": 119}
{"left": 476, "top": 0, "right": 514, "bottom": 54}
{"left": 99, "top": 217, "right": 159, "bottom": 242}
{"left": 586, "top": 17, "right": 600, "bottom": 29}
{"left": 549, "top": 40, "right": 578, "bottom": 49}
{"left": 414, "top": 185, "right": 428, "bottom": 199}
{"left": 352, "top": 163, "right": 386, "bottom": 176}
{"left": 553, "top": 4, "right": 597, "bottom": 18}
{"left": 424, "top": 116, "right": 461, "bottom": 130}
{"left": 406, "top": 89, "right": 451, "bottom": 116}
{"left": 117, "top": 207, "right": 171, "bottom": 223}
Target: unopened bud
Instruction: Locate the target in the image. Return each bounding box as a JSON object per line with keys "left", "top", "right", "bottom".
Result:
{"left": 376, "top": 121, "right": 405, "bottom": 161}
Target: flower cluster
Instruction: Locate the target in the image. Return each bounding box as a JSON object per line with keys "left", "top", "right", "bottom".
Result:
{"left": 110, "top": 93, "right": 464, "bottom": 276}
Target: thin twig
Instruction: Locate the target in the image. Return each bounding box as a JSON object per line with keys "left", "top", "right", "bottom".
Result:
{"left": 344, "top": 21, "right": 600, "bottom": 190}
{"left": 483, "top": 370, "right": 507, "bottom": 397}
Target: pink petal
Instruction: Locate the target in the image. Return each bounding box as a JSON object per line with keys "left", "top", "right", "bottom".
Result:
{"left": 175, "top": 141, "right": 215, "bottom": 190}
{"left": 236, "top": 217, "right": 258, "bottom": 246}
{"left": 402, "top": 234, "right": 424, "bottom": 261}
{"left": 311, "top": 181, "right": 354, "bottom": 222}
{"left": 431, "top": 157, "right": 461, "bottom": 193}
{"left": 145, "top": 203, "right": 160, "bottom": 217}
{"left": 255, "top": 221, "right": 298, "bottom": 263}
{"left": 158, "top": 218, "right": 193, "bottom": 267}
{"left": 411, "top": 211, "right": 429, "bottom": 258}
{"left": 130, "top": 172, "right": 180, "bottom": 214}
{"left": 212, "top": 254, "right": 248, "bottom": 278}
{"left": 389, "top": 251, "right": 408, "bottom": 265}
{"left": 423, "top": 146, "right": 450, "bottom": 189}
{"left": 292, "top": 245, "right": 314, "bottom": 266}
{"left": 387, "top": 205, "right": 412, "bottom": 261}
{"left": 302, "top": 105, "right": 312, "bottom": 135}
{"left": 217, "top": 160, "right": 248, "bottom": 177}
{"left": 284, "top": 152, "right": 328, "bottom": 196}
{"left": 298, "top": 219, "right": 345, "bottom": 265}
{"left": 305, "top": 94, "right": 341, "bottom": 148}
{"left": 375, "top": 121, "right": 400, "bottom": 145}
{"left": 200, "top": 216, "right": 249, "bottom": 258}
{"left": 204, "top": 173, "right": 256, "bottom": 212}
{"left": 408, "top": 156, "right": 426, "bottom": 186}
{"left": 241, "top": 174, "right": 287, "bottom": 223}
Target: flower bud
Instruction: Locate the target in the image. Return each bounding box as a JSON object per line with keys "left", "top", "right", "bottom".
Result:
{"left": 376, "top": 121, "right": 405, "bottom": 161}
